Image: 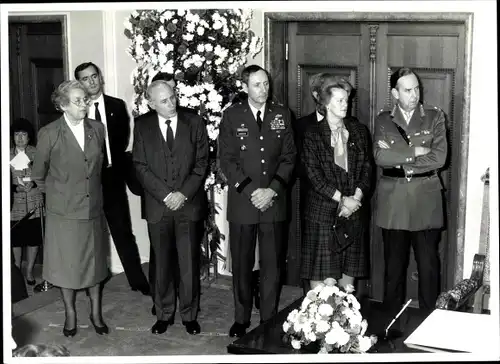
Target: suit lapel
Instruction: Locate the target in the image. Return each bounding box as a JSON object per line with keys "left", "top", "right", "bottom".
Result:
{"left": 83, "top": 118, "right": 93, "bottom": 155}
{"left": 319, "top": 120, "right": 333, "bottom": 156}
{"left": 146, "top": 114, "right": 168, "bottom": 171}
{"left": 173, "top": 113, "right": 188, "bottom": 154}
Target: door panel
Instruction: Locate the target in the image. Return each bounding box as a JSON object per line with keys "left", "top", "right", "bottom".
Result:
{"left": 284, "top": 20, "right": 464, "bottom": 305}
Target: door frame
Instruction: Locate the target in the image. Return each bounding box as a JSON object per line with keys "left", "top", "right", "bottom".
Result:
{"left": 264, "top": 11, "right": 473, "bottom": 289}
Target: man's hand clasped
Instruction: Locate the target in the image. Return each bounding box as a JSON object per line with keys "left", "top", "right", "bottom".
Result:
{"left": 251, "top": 188, "right": 276, "bottom": 212}
{"left": 165, "top": 191, "right": 187, "bottom": 211}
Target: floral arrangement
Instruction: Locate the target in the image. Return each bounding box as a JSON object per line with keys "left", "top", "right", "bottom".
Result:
{"left": 124, "top": 9, "right": 262, "bottom": 263}
{"left": 283, "top": 278, "right": 377, "bottom": 354}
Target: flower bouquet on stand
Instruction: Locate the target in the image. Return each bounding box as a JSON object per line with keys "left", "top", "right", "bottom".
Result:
{"left": 282, "top": 278, "right": 377, "bottom": 354}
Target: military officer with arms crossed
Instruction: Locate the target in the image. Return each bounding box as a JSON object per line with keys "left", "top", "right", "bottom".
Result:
{"left": 219, "top": 64, "right": 297, "bottom": 338}
{"left": 374, "top": 67, "right": 448, "bottom": 325}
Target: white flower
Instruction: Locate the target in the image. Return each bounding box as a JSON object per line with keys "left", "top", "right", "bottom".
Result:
{"left": 360, "top": 319, "right": 368, "bottom": 336}
{"left": 172, "top": 19, "right": 178, "bottom": 24}
{"left": 163, "top": 11, "right": 174, "bottom": 21}
{"left": 313, "top": 283, "right": 325, "bottom": 293}
{"left": 291, "top": 339, "right": 301, "bottom": 350}
{"left": 131, "top": 10, "right": 139, "bottom": 18}
{"left": 182, "top": 34, "right": 195, "bottom": 42}
{"left": 344, "top": 284, "right": 355, "bottom": 294}
{"left": 315, "top": 320, "right": 330, "bottom": 333}
{"left": 324, "top": 330, "right": 339, "bottom": 345}
{"left": 287, "top": 309, "right": 299, "bottom": 322}
{"left": 318, "top": 303, "right": 334, "bottom": 317}
{"left": 307, "top": 332, "right": 317, "bottom": 342}
{"left": 337, "top": 330, "right": 350, "bottom": 346}
{"left": 177, "top": 9, "right": 185, "bottom": 16}
{"left": 213, "top": 21, "right": 223, "bottom": 30}
{"left": 196, "top": 44, "right": 205, "bottom": 53}
{"left": 357, "top": 335, "right": 372, "bottom": 352}
{"left": 222, "top": 27, "right": 229, "bottom": 37}
{"left": 308, "top": 303, "right": 318, "bottom": 315}
{"left": 186, "top": 22, "right": 196, "bottom": 33}
{"left": 282, "top": 322, "right": 290, "bottom": 332}
{"left": 205, "top": 43, "right": 213, "bottom": 52}
{"left": 197, "top": 26, "right": 205, "bottom": 36}
{"left": 199, "top": 94, "right": 207, "bottom": 102}
{"left": 318, "top": 286, "right": 335, "bottom": 301}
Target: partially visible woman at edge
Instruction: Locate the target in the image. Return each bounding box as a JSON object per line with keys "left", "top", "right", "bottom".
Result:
{"left": 31, "top": 80, "right": 110, "bottom": 337}
{"left": 10, "top": 118, "right": 44, "bottom": 286}
{"left": 300, "top": 77, "right": 373, "bottom": 291}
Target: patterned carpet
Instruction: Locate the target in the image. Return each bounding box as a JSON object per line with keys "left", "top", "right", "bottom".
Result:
{"left": 11, "top": 263, "right": 303, "bottom": 356}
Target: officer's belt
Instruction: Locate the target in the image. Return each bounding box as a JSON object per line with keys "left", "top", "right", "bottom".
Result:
{"left": 382, "top": 168, "right": 436, "bottom": 178}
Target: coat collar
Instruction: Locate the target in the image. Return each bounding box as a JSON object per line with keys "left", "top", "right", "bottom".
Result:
{"left": 390, "top": 103, "right": 426, "bottom": 133}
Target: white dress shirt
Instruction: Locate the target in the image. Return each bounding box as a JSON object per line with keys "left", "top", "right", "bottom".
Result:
{"left": 158, "top": 114, "right": 178, "bottom": 141}
{"left": 248, "top": 102, "right": 266, "bottom": 124}
{"left": 316, "top": 111, "right": 325, "bottom": 122}
{"left": 87, "top": 94, "right": 112, "bottom": 165}
{"left": 398, "top": 105, "right": 415, "bottom": 125}
{"left": 64, "top": 114, "right": 85, "bottom": 151}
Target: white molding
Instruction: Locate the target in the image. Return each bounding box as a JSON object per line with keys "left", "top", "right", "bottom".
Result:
{"left": 102, "top": 10, "right": 118, "bottom": 97}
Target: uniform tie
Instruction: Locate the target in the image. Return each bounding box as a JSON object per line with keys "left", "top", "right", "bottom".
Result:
{"left": 165, "top": 119, "right": 174, "bottom": 150}
{"left": 256, "top": 110, "right": 262, "bottom": 131}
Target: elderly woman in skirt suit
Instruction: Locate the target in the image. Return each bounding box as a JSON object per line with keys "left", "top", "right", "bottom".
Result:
{"left": 31, "top": 80, "right": 109, "bottom": 337}
{"left": 301, "top": 77, "right": 373, "bottom": 290}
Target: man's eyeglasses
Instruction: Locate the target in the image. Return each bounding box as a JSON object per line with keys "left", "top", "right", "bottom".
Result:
{"left": 70, "top": 98, "right": 91, "bottom": 107}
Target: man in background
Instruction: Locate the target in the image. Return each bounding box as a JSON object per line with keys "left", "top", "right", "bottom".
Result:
{"left": 75, "top": 62, "right": 150, "bottom": 296}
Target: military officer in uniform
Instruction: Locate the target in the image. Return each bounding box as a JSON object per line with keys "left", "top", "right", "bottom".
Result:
{"left": 219, "top": 65, "right": 297, "bottom": 338}
{"left": 374, "top": 67, "right": 448, "bottom": 320}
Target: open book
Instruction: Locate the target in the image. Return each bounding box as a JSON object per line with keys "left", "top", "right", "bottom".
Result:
{"left": 404, "top": 309, "right": 493, "bottom": 353}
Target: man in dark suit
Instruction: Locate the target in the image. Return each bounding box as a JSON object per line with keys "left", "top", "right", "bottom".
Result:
{"left": 293, "top": 73, "right": 338, "bottom": 295}
{"left": 219, "top": 65, "right": 297, "bottom": 338}
{"left": 132, "top": 80, "right": 208, "bottom": 335}
{"left": 374, "top": 67, "right": 448, "bottom": 320}
{"left": 75, "top": 62, "right": 150, "bottom": 295}
{"left": 130, "top": 72, "right": 198, "bottom": 316}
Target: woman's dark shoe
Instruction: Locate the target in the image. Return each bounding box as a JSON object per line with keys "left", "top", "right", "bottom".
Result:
{"left": 63, "top": 319, "right": 77, "bottom": 337}
{"left": 89, "top": 316, "right": 109, "bottom": 335}
{"left": 26, "top": 278, "right": 36, "bottom": 286}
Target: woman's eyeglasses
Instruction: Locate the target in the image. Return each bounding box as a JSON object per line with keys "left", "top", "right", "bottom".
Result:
{"left": 70, "top": 98, "right": 91, "bottom": 107}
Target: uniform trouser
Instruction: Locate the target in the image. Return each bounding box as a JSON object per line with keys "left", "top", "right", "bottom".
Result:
{"left": 382, "top": 228, "right": 441, "bottom": 314}
{"left": 229, "top": 222, "right": 285, "bottom": 324}
{"left": 102, "top": 168, "right": 148, "bottom": 289}
{"left": 148, "top": 213, "right": 201, "bottom": 322}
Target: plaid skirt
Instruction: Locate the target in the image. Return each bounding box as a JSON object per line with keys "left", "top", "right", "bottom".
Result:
{"left": 300, "top": 217, "right": 369, "bottom": 280}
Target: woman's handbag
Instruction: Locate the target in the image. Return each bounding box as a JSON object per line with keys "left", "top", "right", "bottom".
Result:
{"left": 330, "top": 203, "right": 357, "bottom": 254}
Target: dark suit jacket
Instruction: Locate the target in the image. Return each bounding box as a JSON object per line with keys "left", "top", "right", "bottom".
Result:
{"left": 301, "top": 117, "right": 372, "bottom": 225}
{"left": 132, "top": 110, "right": 209, "bottom": 224}
{"left": 31, "top": 116, "right": 105, "bottom": 219}
{"left": 102, "top": 95, "right": 130, "bottom": 172}
{"left": 293, "top": 111, "right": 320, "bottom": 183}
{"left": 127, "top": 106, "right": 198, "bottom": 198}
{"left": 219, "top": 100, "right": 297, "bottom": 224}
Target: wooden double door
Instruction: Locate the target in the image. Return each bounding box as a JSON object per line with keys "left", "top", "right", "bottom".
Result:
{"left": 274, "top": 20, "right": 466, "bottom": 304}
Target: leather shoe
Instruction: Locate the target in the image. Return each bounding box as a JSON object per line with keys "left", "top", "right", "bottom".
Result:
{"left": 132, "top": 285, "right": 151, "bottom": 296}
{"left": 90, "top": 316, "right": 109, "bottom": 335}
{"left": 229, "top": 321, "right": 250, "bottom": 338}
{"left": 151, "top": 305, "right": 156, "bottom": 316}
{"left": 151, "top": 318, "right": 174, "bottom": 334}
{"left": 183, "top": 320, "right": 201, "bottom": 335}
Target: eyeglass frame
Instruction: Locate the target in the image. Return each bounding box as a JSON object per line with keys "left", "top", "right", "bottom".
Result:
{"left": 69, "top": 97, "right": 91, "bottom": 107}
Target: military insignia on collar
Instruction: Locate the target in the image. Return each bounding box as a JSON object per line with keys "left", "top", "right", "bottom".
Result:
{"left": 270, "top": 114, "right": 285, "bottom": 130}
{"left": 422, "top": 129, "right": 431, "bottom": 135}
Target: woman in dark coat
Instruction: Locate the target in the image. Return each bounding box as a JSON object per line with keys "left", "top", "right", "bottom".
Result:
{"left": 31, "top": 80, "right": 109, "bottom": 337}
{"left": 301, "top": 77, "right": 373, "bottom": 290}
{"left": 10, "top": 118, "right": 44, "bottom": 285}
